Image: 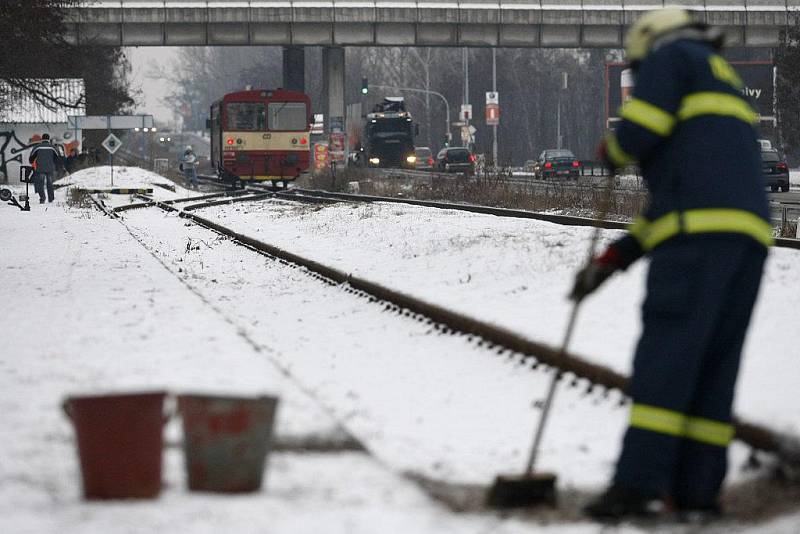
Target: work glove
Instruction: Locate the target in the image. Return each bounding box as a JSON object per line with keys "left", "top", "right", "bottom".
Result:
{"left": 569, "top": 245, "right": 622, "bottom": 302}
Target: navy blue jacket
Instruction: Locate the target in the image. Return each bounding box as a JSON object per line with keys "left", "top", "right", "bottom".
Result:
{"left": 606, "top": 38, "right": 772, "bottom": 265}
{"left": 29, "top": 140, "right": 62, "bottom": 175}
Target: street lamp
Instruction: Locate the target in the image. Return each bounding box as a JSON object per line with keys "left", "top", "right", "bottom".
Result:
{"left": 557, "top": 72, "right": 567, "bottom": 149}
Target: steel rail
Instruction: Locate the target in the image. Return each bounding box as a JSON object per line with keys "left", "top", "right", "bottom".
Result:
{"left": 112, "top": 194, "right": 800, "bottom": 467}
{"left": 288, "top": 188, "right": 800, "bottom": 250}
{"left": 113, "top": 191, "right": 251, "bottom": 213}
{"left": 181, "top": 192, "right": 275, "bottom": 211}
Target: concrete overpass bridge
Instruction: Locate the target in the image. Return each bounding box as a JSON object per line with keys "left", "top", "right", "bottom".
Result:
{"left": 70, "top": 1, "right": 798, "bottom": 48}
{"left": 68, "top": 1, "right": 791, "bottom": 138}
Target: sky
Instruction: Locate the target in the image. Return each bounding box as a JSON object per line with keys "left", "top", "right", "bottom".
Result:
{"left": 125, "top": 47, "right": 180, "bottom": 125}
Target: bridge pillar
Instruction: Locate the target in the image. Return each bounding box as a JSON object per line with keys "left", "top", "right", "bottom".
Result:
{"left": 282, "top": 46, "right": 305, "bottom": 92}
{"left": 322, "top": 47, "right": 345, "bottom": 134}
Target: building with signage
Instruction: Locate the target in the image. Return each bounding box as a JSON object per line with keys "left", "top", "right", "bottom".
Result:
{"left": 605, "top": 61, "right": 775, "bottom": 131}
{"left": 0, "top": 79, "right": 85, "bottom": 183}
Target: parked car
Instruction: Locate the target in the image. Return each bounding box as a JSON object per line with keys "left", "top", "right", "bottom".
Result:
{"left": 532, "top": 149, "right": 581, "bottom": 180}
{"left": 414, "top": 147, "right": 434, "bottom": 171}
{"left": 435, "top": 147, "right": 475, "bottom": 175}
{"left": 762, "top": 149, "right": 790, "bottom": 193}
{"left": 523, "top": 159, "right": 537, "bottom": 173}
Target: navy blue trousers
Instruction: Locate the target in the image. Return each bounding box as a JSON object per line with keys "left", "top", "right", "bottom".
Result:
{"left": 34, "top": 171, "right": 54, "bottom": 202}
{"left": 614, "top": 236, "right": 766, "bottom": 508}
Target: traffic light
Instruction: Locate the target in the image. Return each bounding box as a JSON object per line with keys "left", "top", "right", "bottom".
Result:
{"left": 361, "top": 77, "right": 369, "bottom": 95}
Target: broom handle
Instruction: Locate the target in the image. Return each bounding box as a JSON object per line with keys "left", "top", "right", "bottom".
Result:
{"left": 524, "top": 170, "right": 618, "bottom": 475}
{"left": 525, "top": 299, "right": 581, "bottom": 474}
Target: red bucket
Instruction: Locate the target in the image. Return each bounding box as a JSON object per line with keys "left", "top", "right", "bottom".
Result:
{"left": 178, "top": 394, "right": 279, "bottom": 493}
{"left": 63, "top": 391, "right": 167, "bottom": 499}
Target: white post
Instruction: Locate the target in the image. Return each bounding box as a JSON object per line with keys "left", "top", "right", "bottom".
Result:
{"left": 558, "top": 72, "right": 568, "bottom": 150}
{"left": 107, "top": 115, "right": 114, "bottom": 186}
{"left": 492, "top": 48, "right": 498, "bottom": 168}
{"left": 464, "top": 47, "right": 470, "bottom": 148}
{"left": 557, "top": 99, "right": 561, "bottom": 150}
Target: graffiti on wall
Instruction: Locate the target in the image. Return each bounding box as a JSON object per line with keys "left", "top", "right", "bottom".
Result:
{"left": 0, "top": 130, "right": 31, "bottom": 180}
{"left": 0, "top": 130, "right": 79, "bottom": 181}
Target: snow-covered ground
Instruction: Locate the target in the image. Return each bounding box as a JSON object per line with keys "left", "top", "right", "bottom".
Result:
{"left": 200, "top": 199, "right": 800, "bottom": 434}
{"left": 57, "top": 165, "right": 175, "bottom": 192}
{"left": 1, "top": 166, "right": 798, "bottom": 532}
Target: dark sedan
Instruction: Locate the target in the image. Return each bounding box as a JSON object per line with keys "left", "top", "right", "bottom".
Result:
{"left": 533, "top": 149, "right": 581, "bottom": 180}
{"left": 435, "top": 147, "right": 475, "bottom": 175}
{"left": 762, "top": 149, "right": 789, "bottom": 193}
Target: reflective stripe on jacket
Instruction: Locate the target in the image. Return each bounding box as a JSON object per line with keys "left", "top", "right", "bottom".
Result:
{"left": 606, "top": 39, "right": 771, "bottom": 262}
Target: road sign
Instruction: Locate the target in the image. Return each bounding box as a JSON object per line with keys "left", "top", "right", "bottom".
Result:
{"left": 329, "top": 132, "right": 346, "bottom": 163}
{"left": 451, "top": 121, "right": 466, "bottom": 127}
{"left": 102, "top": 133, "right": 122, "bottom": 155}
{"left": 486, "top": 91, "right": 500, "bottom": 125}
{"left": 69, "top": 115, "right": 154, "bottom": 130}
{"left": 486, "top": 104, "right": 500, "bottom": 126}
{"left": 460, "top": 104, "right": 473, "bottom": 121}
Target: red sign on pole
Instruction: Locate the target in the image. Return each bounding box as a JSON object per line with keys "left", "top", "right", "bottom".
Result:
{"left": 486, "top": 103, "right": 500, "bottom": 126}
{"left": 329, "top": 132, "right": 346, "bottom": 163}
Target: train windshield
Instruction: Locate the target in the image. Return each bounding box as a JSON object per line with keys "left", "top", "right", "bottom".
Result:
{"left": 268, "top": 102, "right": 307, "bottom": 131}
{"left": 226, "top": 102, "right": 266, "bottom": 131}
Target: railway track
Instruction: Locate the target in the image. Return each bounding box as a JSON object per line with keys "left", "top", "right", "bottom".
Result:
{"left": 283, "top": 188, "right": 800, "bottom": 250}
{"left": 95, "top": 189, "right": 800, "bottom": 468}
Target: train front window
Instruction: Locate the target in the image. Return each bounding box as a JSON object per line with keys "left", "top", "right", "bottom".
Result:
{"left": 268, "top": 102, "right": 307, "bottom": 131}
{"left": 226, "top": 102, "right": 266, "bottom": 131}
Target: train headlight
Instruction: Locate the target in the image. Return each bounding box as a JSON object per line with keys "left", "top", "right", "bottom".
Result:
{"left": 406, "top": 155, "right": 417, "bottom": 164}
{"left": 369, "top": 157, "right": 380, "bottom": 165}
{"left": 226, "top": 137, "right": 235, "bottom": 146}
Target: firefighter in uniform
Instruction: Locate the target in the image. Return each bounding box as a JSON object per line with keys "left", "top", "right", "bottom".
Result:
{"left": 570, "top": 8, "right": 771, "bottom": 520}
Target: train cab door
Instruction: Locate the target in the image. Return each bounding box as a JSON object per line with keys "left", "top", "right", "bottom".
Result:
{"left": 210, "top": 102, "right": 221, "bottom": 170}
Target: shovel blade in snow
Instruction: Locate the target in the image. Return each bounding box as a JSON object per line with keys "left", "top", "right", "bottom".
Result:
{"left": 486, "top": 472, "right": 557, "bottom": 509}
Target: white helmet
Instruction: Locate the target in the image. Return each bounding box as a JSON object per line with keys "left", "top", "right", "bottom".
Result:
{"left": 185, "top": 145, "right": 193, "bottom": 153}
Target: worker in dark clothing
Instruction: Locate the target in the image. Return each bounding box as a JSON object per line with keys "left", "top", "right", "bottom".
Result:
{"left": 29, "top": 134, "right": 63, "bottom": 203}
{"left": 570, "top": 8, "right": 771, "bottom": 521}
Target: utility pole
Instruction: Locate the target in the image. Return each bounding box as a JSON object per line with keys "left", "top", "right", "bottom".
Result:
{"left": 464, "top": 47, "right": 470, "bottom": 148}
{"left": 557, "top": 72, "right": 568, "bottom": 149}
{"left": 426, "top": 62, "right": 431, "bottom": 148}
{"left": 492, "top": 48, "right": 498, "bottom": 168}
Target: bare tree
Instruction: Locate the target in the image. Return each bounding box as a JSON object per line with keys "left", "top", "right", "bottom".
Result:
{"left": 0, "top": 0, "right": 82, "bottom": 111}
